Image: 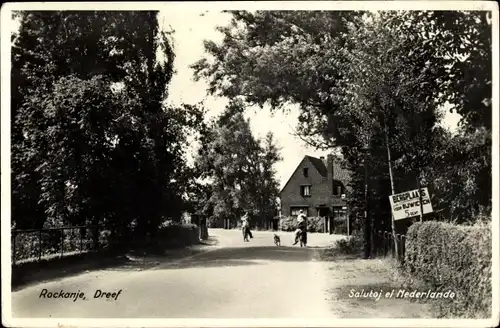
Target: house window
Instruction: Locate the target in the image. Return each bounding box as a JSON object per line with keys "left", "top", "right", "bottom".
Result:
{"left": 333, "top": 181, "right": 343, "bottom": 196}
{"left": 291, "top": 207, "right": 309, "bottom": 216}
{"left": 303, "top": 168, "right": 309, "bottom": 177}
{"left": 300, "top": 185, "right": 311, "bottom": 197}
{"left": 333, "top": 207, "right": 347, "bottom": 220}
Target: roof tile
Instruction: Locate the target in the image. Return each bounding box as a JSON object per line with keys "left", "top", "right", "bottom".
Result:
{"left": 306, "top": 156, "right": 327, "bottom": 177}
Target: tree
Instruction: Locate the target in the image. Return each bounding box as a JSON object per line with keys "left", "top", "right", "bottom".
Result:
{"left": 332, "top": 12, "right": 452, "bottom": 255}
{"left": 420, "top": 126, "right": 491, "bottom": 222}
{"left": 193, "top": 10, "right": 492, "bottom": 254}
{"left": 381, "top": 11, "right": 493, "bottom": 221}
{"left": 192, "top": 10, "right": 364, "bottom": 150}
{"left": 30, "top": 75, "right": 125, "bottom": 228}
{"left": 387, "top": 11, "right": 492, "bottom": 133}
{"left": 196, "top": 102, "right": 281, "bottom": 228}
{"left": 11, "top": 11, "right": 206, "bottom": 243}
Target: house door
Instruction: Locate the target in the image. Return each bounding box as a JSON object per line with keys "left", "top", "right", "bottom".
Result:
{"left": 272, "top": 219, "right": 279, "bottom": 231}
{"left": 318, "top": 207, "right": 329, "bottom": 217}
{"left": 332, "top": 206, "right": 348, "bottom": 234}
{"left": 317, "top": 207, "right": 329, "bottom": 233}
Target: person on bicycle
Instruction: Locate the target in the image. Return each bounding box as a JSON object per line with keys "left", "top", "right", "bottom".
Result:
{"left": 293, "top": 210, "right": 307, "bottom": 245}
{"left": 241, "top": 211, "right": 253, "bottom": 241}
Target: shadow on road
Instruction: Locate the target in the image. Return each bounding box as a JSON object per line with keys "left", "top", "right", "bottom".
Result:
{"left": 200, "top": 236, "right": 220, "bottom": 246}
{"left": 12, "top": 244, "right": 217, "bottom": 291}
{"left": 161, "top": 259, "right": 263, "bottom": 270}
{"left": 12, "top": 253, "right": 130, "bottom": 291}
{"left": 12, "top": 231, "right": 343, "bottom": 290}
{"left": 150, "top": 246, "right": 323, "bottom": 270}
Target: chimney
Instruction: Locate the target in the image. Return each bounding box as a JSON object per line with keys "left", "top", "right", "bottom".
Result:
{"left": 327, "top": 154, "right": 334, "bottom": 196}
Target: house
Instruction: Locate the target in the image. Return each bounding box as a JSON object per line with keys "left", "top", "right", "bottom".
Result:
{"left": 279, "top": 154, "right": 351, "bottom": 233}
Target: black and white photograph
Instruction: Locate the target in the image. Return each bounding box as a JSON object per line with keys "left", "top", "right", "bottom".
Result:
{"left": 1, "top": 1, "right": 498, "bottom": 327}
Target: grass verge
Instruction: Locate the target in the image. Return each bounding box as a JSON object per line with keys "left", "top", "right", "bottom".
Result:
{"left": 319, "top": 254, "right": 433, "bottom": 318}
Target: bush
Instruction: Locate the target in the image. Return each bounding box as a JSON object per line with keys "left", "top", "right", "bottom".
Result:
{"left": 279, "top": 216, "right": 348, "bottom": 234}
{"left": 307, "top": 216, "right": 325, "bottom": 232}
{"left": 207, "top": 216, "right": 222, "bottom": 228}
{"left": 334, "top": 224, "right": 347, "bottom": 234}
{"left": 333, "top": 230, "right": 364, "bottom": 255}
{"left": 159, "top": 219, "right": 177, "bottom": 228}
{"left": 279, "top": 216, "right": 295, "bottom": 231}
{"left": 279, "top": 216, "right": 326, "bottom": 232}
{"left": 156, "top": 223, "right": 200, "bottom": 249}
{"left": 333, "top": 217, "right": 348, "bottom": 234}
{"left": 404, "top": 221, "right": 491, "bottom": 318}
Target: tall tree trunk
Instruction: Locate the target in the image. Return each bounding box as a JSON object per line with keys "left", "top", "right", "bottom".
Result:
{"left": 411, "top": 99, "right": 424, "bottom": 224}
{"left": 416, "top": 168, "right": 424, "bottom": 223}
{"left": 384, "top": 122, "right": 399, "bottom": 259}
{"left": 363, "top": 151, "right": 371, "bottom": 259}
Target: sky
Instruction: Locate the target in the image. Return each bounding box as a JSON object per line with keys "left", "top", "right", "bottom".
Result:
{"left": 159, "top": 10, "right": 334, "bottom": 189}
{"left": 159, "top": 10, "right": 462, "bottom": 190}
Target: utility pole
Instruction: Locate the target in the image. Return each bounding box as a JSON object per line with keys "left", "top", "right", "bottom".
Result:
{"left": 412, "top": 101, "right": 425, "bottom": 224}
{"left": 361, "top": 146, "right": 371, "bottom": 259}
{"left": 384, "top": 122, "right": 399, "bottom": 260}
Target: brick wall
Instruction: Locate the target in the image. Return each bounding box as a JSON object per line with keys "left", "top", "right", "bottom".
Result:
{"left": 280, "top": 157, "right": 333, "bottom": 217}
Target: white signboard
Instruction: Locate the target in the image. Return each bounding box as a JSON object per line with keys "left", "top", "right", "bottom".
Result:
{"left": 389, "top": 187, "right": 433, "bottom": 221}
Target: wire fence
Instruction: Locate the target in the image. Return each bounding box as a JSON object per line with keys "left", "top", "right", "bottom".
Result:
{"left": 373, "top": 230, "right": 406, "bottom": 262}
{"left": 11, "top": 225, "right": 110, "bottom": 266}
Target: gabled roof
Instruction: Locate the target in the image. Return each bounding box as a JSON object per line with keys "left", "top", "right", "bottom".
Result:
{"left": 279, "top": 156, "right": 311, "bottom": 194}
{"left": 306, "top": 156, "right": 327, "bottom": 177}
{"left": 279, "top": 155, "right": 352, "bottom": 195}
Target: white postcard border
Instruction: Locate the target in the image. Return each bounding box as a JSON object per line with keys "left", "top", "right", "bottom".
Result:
{"left": 1, "top": 1, "right": 498, "bottom": 327}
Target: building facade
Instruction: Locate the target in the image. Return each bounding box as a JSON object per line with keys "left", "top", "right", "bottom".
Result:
{"left": 279, "top": 154, "right": 351, "bottom": 233}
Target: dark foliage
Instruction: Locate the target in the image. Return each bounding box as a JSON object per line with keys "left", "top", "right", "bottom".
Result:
{"left": 11, "top": 11, "right": 206, "bottom": 245}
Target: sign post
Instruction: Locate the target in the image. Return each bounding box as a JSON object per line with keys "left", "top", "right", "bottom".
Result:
{"left": 389, "top": 187, "right": 433, "bottom": 221}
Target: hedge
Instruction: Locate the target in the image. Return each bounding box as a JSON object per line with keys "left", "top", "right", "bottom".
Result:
{"left": 404, "top": 221, "right": 491, "bottom": 318}
{"left": 13, "top": 224, "right": 200, "bottom": 264}
{"left": 155, "top": 223, "right": 200, "bottom": 248}
{"left": 12, "top": 228, "right": 111, "bottom": 264}
{"left": 12, "top": 223, "right": 201, "bottom": 288}
{"left": 127, "top": 222, "right": 201, "bottom": 250}
{"left": 307, "top": 217, "right": 325, "bottom": 232}
{"left": 333, "top": 230, "right": 364, "bottom": 255}
{"left": 280, "top": 216, "right": 324, "bottom": 232}
{"left": 333, "top": 218, "right": 348, "bottom": 234}
{"left": 279, "top": 216, "right": 348, "bottom": 234}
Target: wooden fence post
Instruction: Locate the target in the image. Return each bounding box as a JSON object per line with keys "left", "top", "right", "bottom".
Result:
{"left": 39, "top": 230, "right": 42, "bottom": 261}
{"left": 60, "top": 228, "right": 64, "bottom": 258}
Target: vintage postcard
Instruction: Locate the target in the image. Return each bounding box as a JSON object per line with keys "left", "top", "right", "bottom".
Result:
{"left": 1, "top": 1, "right": 498, "bottom": 327}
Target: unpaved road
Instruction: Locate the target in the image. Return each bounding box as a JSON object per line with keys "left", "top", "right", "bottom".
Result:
{"left": 12, "top": 229, "right": 344, "bottom": 318}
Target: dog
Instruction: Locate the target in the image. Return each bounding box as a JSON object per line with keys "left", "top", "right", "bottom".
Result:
{"left": 273, "top": 234, "right": 281, "bottom": 246}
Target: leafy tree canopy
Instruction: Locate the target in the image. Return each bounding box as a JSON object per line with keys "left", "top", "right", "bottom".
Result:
{"left": 11, "top": 11, "right": 207, "bottom": 240}
{"left": 195, "top": 101, "right": 281, "bottom": 224}
{"left": 193, "top": 10, "right": 492, "bottom": 226}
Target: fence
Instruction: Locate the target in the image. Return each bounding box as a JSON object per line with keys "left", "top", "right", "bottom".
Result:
{"left": 373, "top": 230, "right": 406, "bottom": 262}
{"left": 11, "top": 225, "right": 110, "bottom": 266}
